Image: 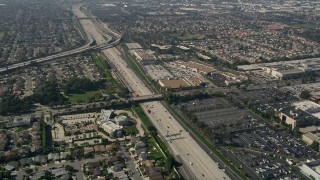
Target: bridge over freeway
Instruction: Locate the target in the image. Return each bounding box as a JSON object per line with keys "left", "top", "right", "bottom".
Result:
{"left": 129, "top": 94, "right": 163, "bottom": 103}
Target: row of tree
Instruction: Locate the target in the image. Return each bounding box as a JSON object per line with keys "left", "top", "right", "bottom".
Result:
{"left": 64, "top": 78, "right": 105, "bottom": 94}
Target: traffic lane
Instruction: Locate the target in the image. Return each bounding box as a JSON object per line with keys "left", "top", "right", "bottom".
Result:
{"left": 142, "top": 102, "right": 230, "bottom": 180}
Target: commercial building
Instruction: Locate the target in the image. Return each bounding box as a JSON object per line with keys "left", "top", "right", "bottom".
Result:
{"left": 159, "top": 76, "right": 206, "bottom": 90}
{"left": 7, "top": 116, "right": 32, "bottom": 127}
{"left": 97, "top": 109, "right": 123, "bottom": 138}
{"left": 114, "top": 115, "right": 129, "bottom": 126}
{"left": 170, "top": 60, "right": 216, "bottom": 75}
{"left": 151, "top": 44, "right": 172, "bottom": 53}
{"left": 300, "top": 126, "right": 320, "bottom": 145}
{"left": 278, "top": 106, "right": 318, "bottom": 129}
{"left": 157, "top": 54, "right": 175, "bottom": 61}
{"left": 238, "top": 58, "right": 320, "bottom": 80}
{"left": 301, "top": 160, "right": 320, "bottom": 180}
{"left": 99, "top": 110, "right": 115, "bottom": 122}
{"left": 130, "top": 49, "right": 157, "bottom": 65}
{"left": 125, "top": 43, "right": 142, "bottom": 50}
{"left": 101, "top": 122, "right": 122, "bottom": 138}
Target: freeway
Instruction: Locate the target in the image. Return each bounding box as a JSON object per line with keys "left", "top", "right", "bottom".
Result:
{"left": 0, "top": 4, "right": 120, "bottom": 74}
{"left": 0, "top": 39, "right": 93, "bottom": 73}
{"left": 73, "top": 3, "right": 231, "bottom": 179}
{"left": 103, "top": 46, "right": 230, "bottom": 179}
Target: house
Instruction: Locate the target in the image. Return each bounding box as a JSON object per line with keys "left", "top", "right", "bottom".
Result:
{"left": 19, "top": 158, "right": 33, "bottom": 166}
{"left": 112, "top": 163, "right": 124, "bottom": 172}
{"left": 136, "top": 148, "right": 148, "bottom": 161}
{"left": 48, "top": 153, "right": 60, "bottom": 161}
{"left": 33, "top": 155, "right": 47, "bottom": 165}
{"left": 8, "top": 116, "right": 32, "bottom": 127}
{"left": 94, "top": 145, "right": 106, "bottom": 153}
{"left": 135, "top": 141, "right": 146, "bottom": 149}
{"left": 51, "top": 167, "right": 69, "bottom": 178}
{"left": 0, "top": 131, "right": 8, "bottom": 151}
{"left": 60, "top": 151, "right": 71, "bottom": 160}
{"left": 147, "top": 166, "right": 164, "bottom": 180}
{"left": 105, "top": 143, "right": 115, "bottom": 152}
{"left": 107, "top": 156, "right": 120, "bottom": 165}
{"left": 4, "top": 161, "right": 19, "bottom": 171}
{"left": 143, "top": 160, "right": 155, "bottom": 168}
{"left": 86, "top": 161, "right": 102, "bottom": 178}
{"left": 113, "top": 170, "right": 129, "bottom": 180}
{"left": 84, "top": 147, "right": 95, "bottom": 155}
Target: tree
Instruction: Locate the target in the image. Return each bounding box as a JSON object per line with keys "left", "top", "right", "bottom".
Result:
{"left": 293, "top": 128, "right": 301, "bottom": 138}
{"left": 311, "top": 141, "right": 319, "bottom": 151}
{"left": 65, "top": 165, "right": 75, "bottom": 172}
{"left": 25, "top": 169, "right": 33, "bottom": 174}
{"left": 300, "top": 90, "right": 311, "bottom": 99}
{"left": 165, "top": 155, "right": 175, "bottom": 170}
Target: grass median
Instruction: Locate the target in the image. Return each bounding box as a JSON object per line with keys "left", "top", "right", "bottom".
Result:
{"left": 167, "top": 104, "right": 248, "bottom": 180}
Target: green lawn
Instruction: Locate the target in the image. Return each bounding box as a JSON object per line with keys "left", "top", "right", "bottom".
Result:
{"left": 0, "top": 32, "right": 5, "bottom": 41}
{"left": 92, "top": 53, "right": 127, "bottom": 96}
{"left": 92, "top": 53, "right": 112, "bottom": 81}
{"left": 132, "top": 105, "right": 153, "bottom": 128}
{"left": 123, "top": 125, "right": 139, "bottom": 135}
{"left": 15, "top": 126, "right": 31, "bottom": 132}
{"left": 68, "top": 90, "right": 102, "bottom": 104}
{"left": 169, "top": 105, "right": 248, "bottom": 180}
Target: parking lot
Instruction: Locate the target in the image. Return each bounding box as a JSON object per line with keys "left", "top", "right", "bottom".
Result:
{"left": 143, "top": 64, "right": 173, "bottom": 81}
{"left": 231, "top": 149, "right": 302, "bottom": 180}
{"left": 181, "top": 98, "right": 263, "bottom": 131}
{"left": 229, "top": 88, "right": 296, "bottom": 105}
{"left": 281, "top": 82, "right": 320, "bottom": 97}
{"left": 207, "top": 74, "right": 227, "bottom": 87}
{"left": 164, "top": 62, "right": 194, "bottom": 78}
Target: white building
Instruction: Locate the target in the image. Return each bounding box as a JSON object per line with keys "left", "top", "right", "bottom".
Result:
{"left": 98, "top": 109, "right": 123, "bottom": 138}
{"left": 301, "top": 160, "right": 320, "bottom": 180}
{"left": 114, "top": 115, "right": 129, "bottom": 126}
{"left": 99, "top": 109, "right": 115, "bottom": 122}
{"left": 8, "top": 116, "right": 32, "bottom": 127}
{"left": 101, "top": 122, "right": 122, "bottom": 138}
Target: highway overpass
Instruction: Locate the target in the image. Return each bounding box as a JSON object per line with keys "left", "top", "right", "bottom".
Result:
{"left": 129, "top": 94, "right": 163, "bottom": 103}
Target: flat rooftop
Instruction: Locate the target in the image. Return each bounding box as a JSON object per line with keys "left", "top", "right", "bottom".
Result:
{"left": 294, "top": 100, "right": 320, "bottom": 119}
{"left": 172, "top": 60, "right": 216, "bottom": 74}
{"left": 126, "top": 43, "right": 142, "bottom": 50}
{"left": 159, "top": 79, "right": 191, "bottom": 89}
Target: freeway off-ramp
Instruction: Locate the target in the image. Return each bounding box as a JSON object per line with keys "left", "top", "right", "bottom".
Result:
{"left": 4, "top": 3, "right": 232, "bottom": 179}
{"left": 103, "top": 47, "right": 230, "bottom": 179}
{"left": 73, "top": 4, "right": 231, "bottom": 178}
{"left": 0, "top": 4, "right": 120, "bottom": 74}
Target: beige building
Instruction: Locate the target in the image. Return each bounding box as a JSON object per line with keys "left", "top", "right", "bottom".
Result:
{"left": 158, "top": 76, "right": 205, "bottom": 90}
{"left": 170, "top": 60, "right": 216, "bottom": 75}
{"left": 130, "top": 49, "right": 157, "bottom": 65}
{"left": 278, "top": 106, "right": 318, "bottom": 130}
{"left": 300, "top": 126, "right": 320, "bottom": 145}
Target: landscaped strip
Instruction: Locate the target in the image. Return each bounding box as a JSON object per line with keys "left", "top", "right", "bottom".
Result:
{"left": 166, "top": 103, "right": 248, "bottom": 180}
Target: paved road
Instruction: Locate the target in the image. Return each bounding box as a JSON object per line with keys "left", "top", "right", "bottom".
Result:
{"left": 15, "top": 155, "right": 108, "bottom": 180}
{"left": 14, "top": 3, "right": 230, "bottom": 179}
{"left": 120, "top": 143, "right": 143, "bottom": 180}
{"left": 101, "top": 47, "right": 230, "bottom": 179}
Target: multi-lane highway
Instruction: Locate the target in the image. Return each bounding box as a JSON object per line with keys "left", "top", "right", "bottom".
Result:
{"left": 0, "top": 4, "right": 119, "bottom": 74}
{"left": 72, "top": 3, "right": 231, "bottom": 179}
{"left": 2, "top": 3, "right": 232, "bottom": 179}
{"left": 103, "top": 46, "right": 230, "bottom": 180}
